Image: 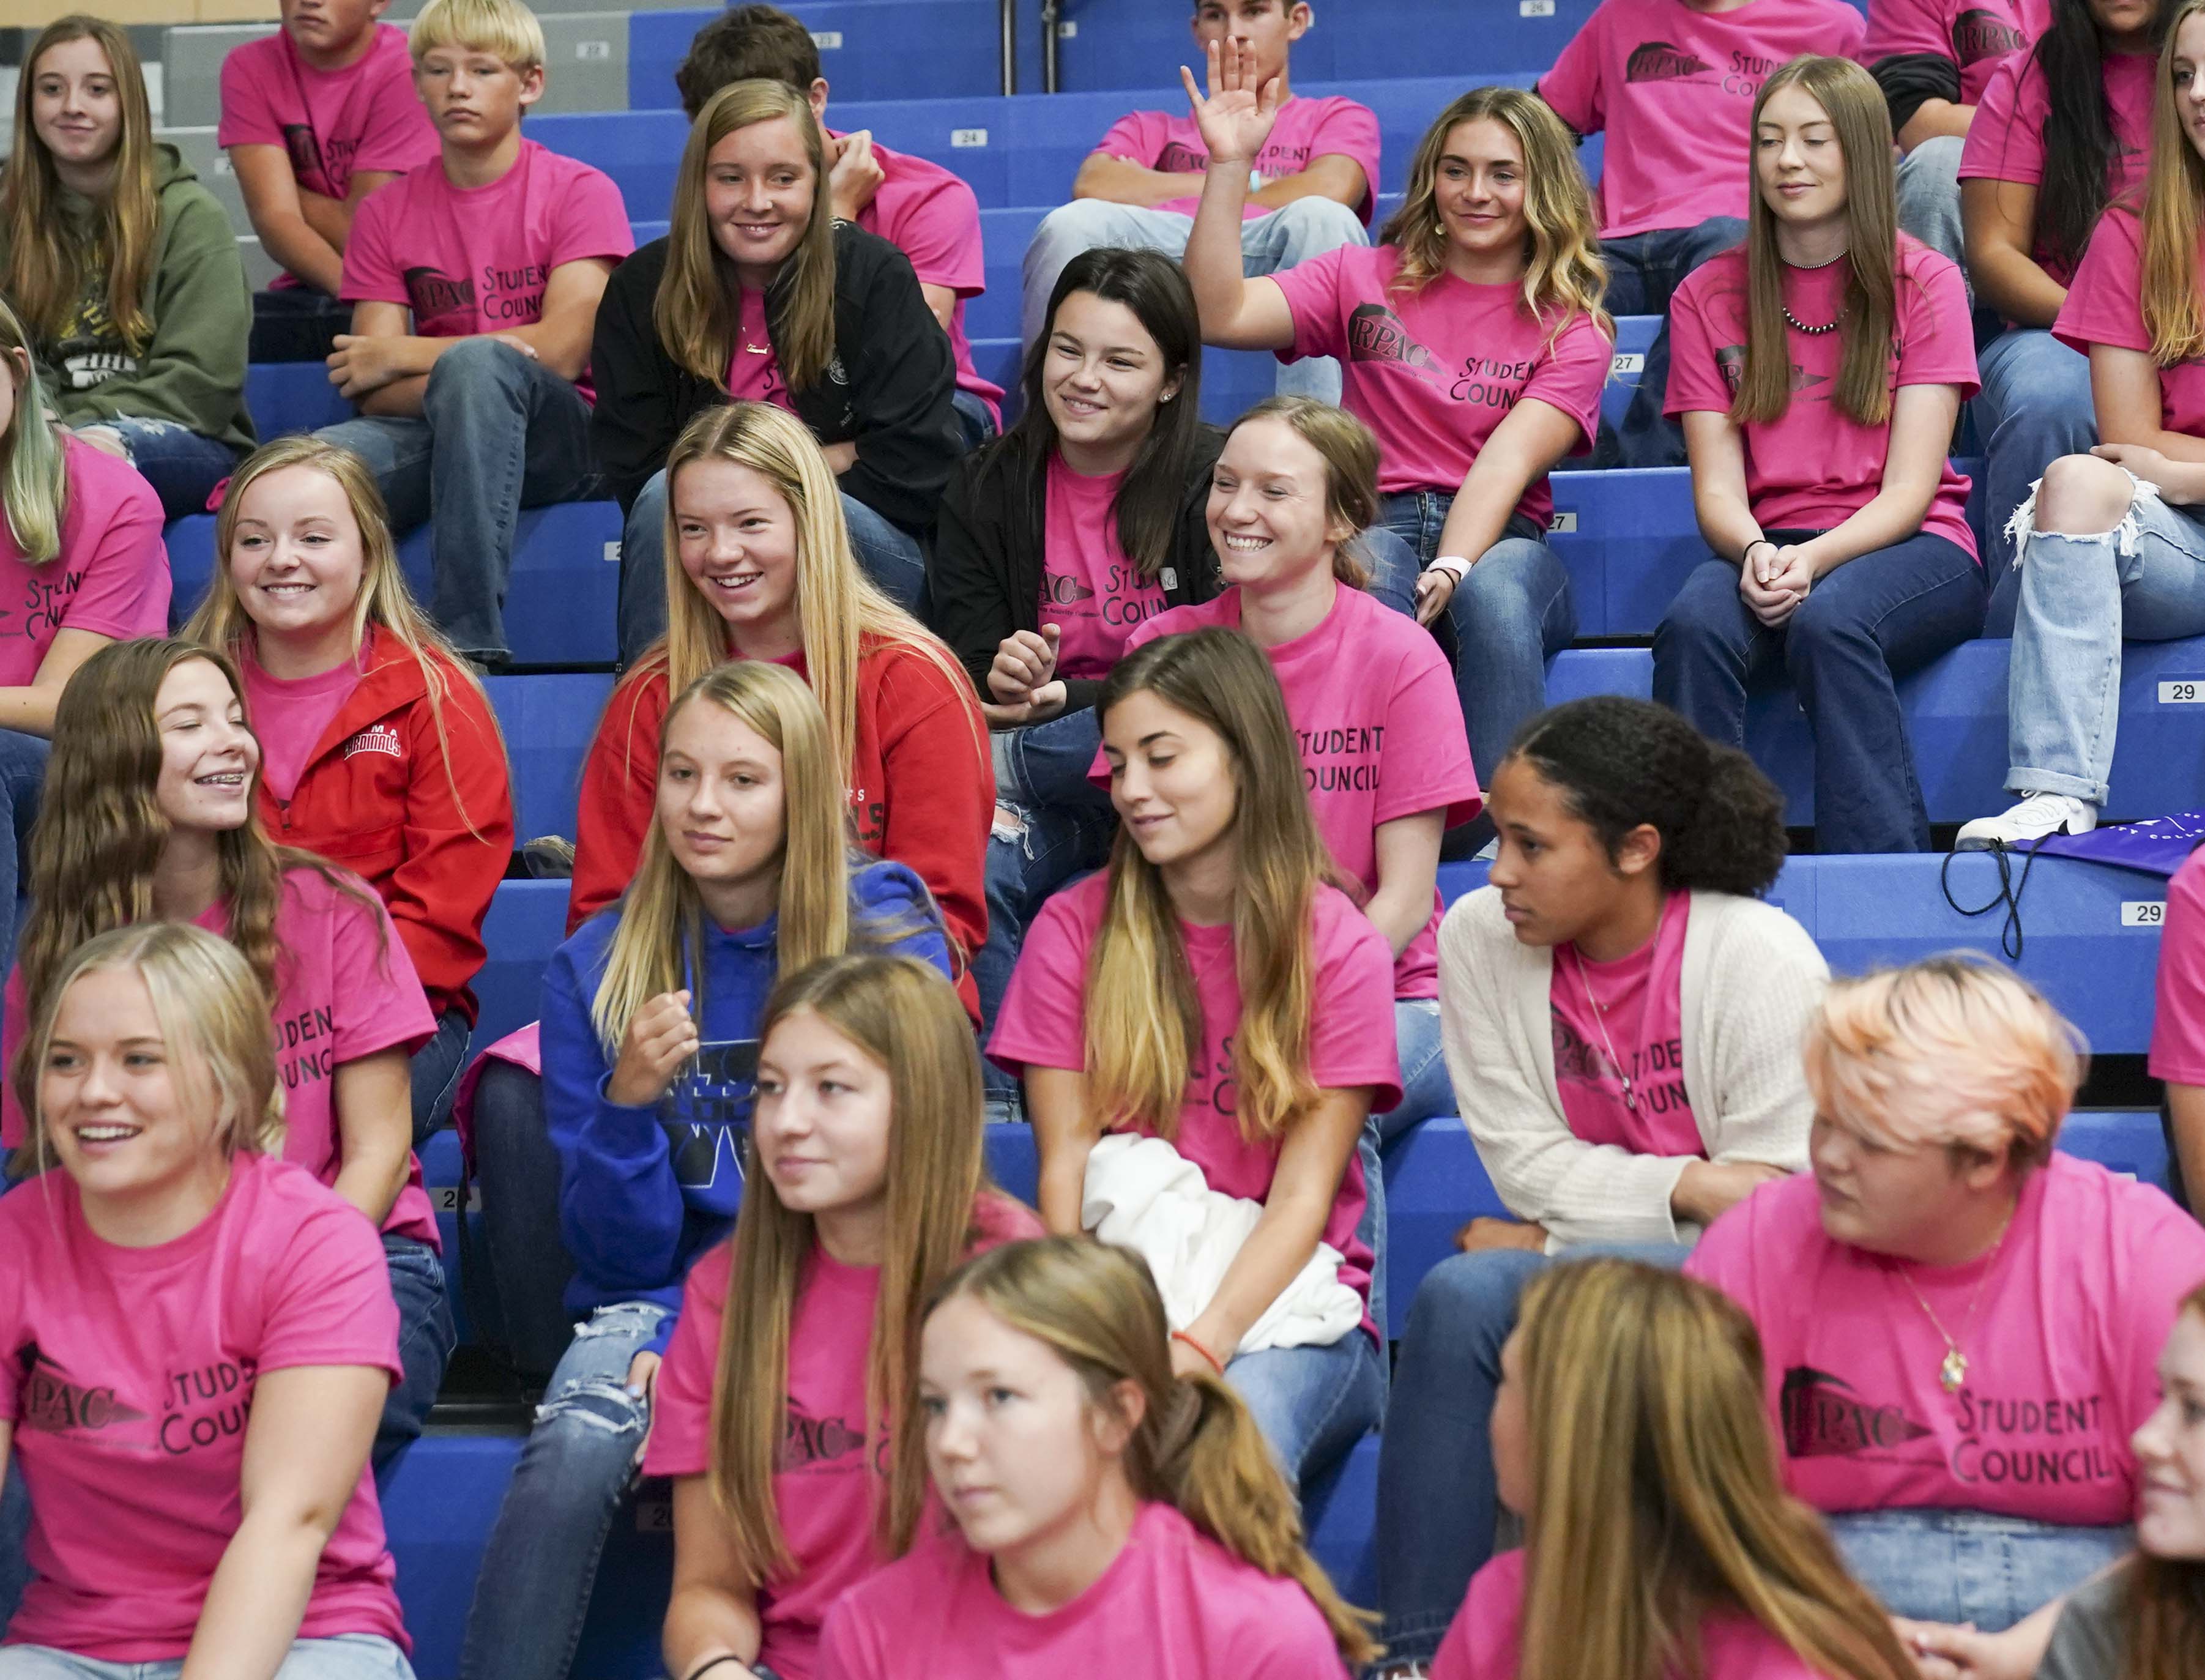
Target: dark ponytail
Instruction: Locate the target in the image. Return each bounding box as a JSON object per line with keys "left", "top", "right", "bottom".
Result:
{"left": 1506, "top": 697, "right": 1788, "bottom": 896}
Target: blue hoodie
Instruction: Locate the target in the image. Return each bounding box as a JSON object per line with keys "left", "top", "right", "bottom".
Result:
{"left": 540, "top": 860, "right": 951, "bottom": 1356}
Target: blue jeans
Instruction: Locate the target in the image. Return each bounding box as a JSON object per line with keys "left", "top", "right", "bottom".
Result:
{"left": 1977, "top": 329, "right": 2098, "bottom": 589}
{"left": 951, "top": 387, "right": 998, "bottom": 453}
{"left": 0, "top": 1637, "right": 415, "bottom": 1679}
{"left": 1370, "top": 499, "right": 1578, "bottom": 792}
{"left": 1895, "top": 136, "right": 1968, "bottom": 275}
{"left": 976, "top": 709, "right": 1115, "bottom": 1108}
{"left": 458, "top": 1300, "right": 668, "bottom": 1680}
{"left": 69, "top": 420, "right": 241, "bottom": 521}
{"left": 1826, "top": 1509, "right": 2134, "bottom": 1629}
{"left": 2002, "top": 483, "right": 2205, "bottom": 805}
{"left": 1654, "top": 532, "right": 1986, "bottom": 853}
{"left": 1375, "top": 1243, "right": 1692, "bottom": 1663}
{"left": 1225, "top": 1326, "right": 1386, "bottom": 1495}
{"left": 615, "top": 467, "right": 928, "bottom": 668}
{"left": 0, "top": 1460, "right": 26, "bottom": 1634}
{"left": 319, "top": 339, "right": 599, "bottom": 663}
{"left": 1600, "top": 217, "right": 1750, "bottom": 468}
{"left": 1021, "top": 198, "right": 1368, "bottom": 404}
{"left": 1358, "top": 996, "right": 1448, "bottom": 1343}
{"left": 0, "top": 731, "right": 48, "bottom": 981}
{"left": 467, "top": 1061, "right": 579, "bottom": 1381}
{"left": 410, "top": 1006, "right": 471, "bottom": 1145}
{"left": 377, "top": 1234, "right": 454, "bottom": 1492}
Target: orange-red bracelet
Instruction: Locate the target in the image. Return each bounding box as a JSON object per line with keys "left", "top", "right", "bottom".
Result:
{"left": 1171, "top": 1329, "right": 1225, "bottom": 1377}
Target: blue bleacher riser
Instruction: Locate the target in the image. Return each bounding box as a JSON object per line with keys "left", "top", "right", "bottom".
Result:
{"left": 1546, "top": 467, "right": 1703, "bottom": 639}
{"left": 483, "top": 672, "right": 617, "bottom": 841}
{"left": 416, "top": 1128, "right": 476, "bottom": 1348}
{"left": 163, "top": 505, "right": 622, "bottom": 668}
{"left": 475, "top": 879, "right": 571, "bottom": 1052}
{"left": 247, "top": 362, "right": 352, "bottom": 439}
{"left": 628, "top": 2, "right": 1008, "bottom": 108}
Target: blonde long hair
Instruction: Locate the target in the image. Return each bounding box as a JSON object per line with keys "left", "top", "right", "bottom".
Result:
{"left": 1, "top": 17, "right": 161, "bottom": 355}
{"left": 642, "top": 401, "right": 978, "bottom": 781}
{"left": 0, "top": 298, "right": 68, "bottom": 564}
{"left": 658, "top": 78, "right": 837, "bottom": 392}
{"left": 1379, "top": 85, "right": 1609, "bottom": 349}
{"left": 10, "top": 921, "right": 285, "bottom": 1182}
{"left": 588, "top": 662, "right": 931, "bottom": 1049}
{"left": 926, "top": 1238, "right": 1380, "bottom": 1668}
{"left": 2125, "top": 1283, "right": 2205, "bottom": 1678}
{"left": 1734, "top": 56, "right": 1902, "bottom": 429}
{"left": 184, "top": 436, "right": 504, "bottom": 838}
{"left": 1513, "top": 1260, "right": 1920, "bottom": 1680}
{"left": 1087, "top": 630, "right": 1336, "bottom": 1144}
{"left": 2141, "top": 0, "right": 2205, "bottom": 363}
{"left": 706, "top": 954, "right": 998, "bottom": 1577}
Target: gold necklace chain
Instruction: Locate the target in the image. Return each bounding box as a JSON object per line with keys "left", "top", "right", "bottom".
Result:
{"left": 1895, "top": 1202, "right": 2017, "bottom": 1394}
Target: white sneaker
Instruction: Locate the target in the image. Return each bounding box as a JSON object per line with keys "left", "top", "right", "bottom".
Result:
{"left": 1955, "top": 791, "right": 2098, "bottom": 850}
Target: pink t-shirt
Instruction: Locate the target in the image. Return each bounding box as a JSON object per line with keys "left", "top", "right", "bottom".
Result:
{"left": 0, "top": 437, "right": 169, "bottom": 686}
{"left": 2150, "top": 844, "right": 2205, "bottom": 1085}
{"left": 989, "top": 873, "right": 1400, "bottom": 1340}
{"left": 240, "top": 650, "right": 366, "bottom": 801}
{"left": 725, "top": 286, "right": 796, "bottom": 413}
{"left": 217, "top": 25, "right": 439, "bottom": 204}
{"left": 642, "top": 1192, "right": 1043, "bottom": 1680}
{"left": 816, "top": 1500, "right": 1351, "bottom": 1680}
{"left": 1549, "top": 892, "right": 1698, "bottom": 1154}
{"left": 0, "top": 1151, "right": 408, "bottom": 1662}
{"left": 1093, "top": 96, "right": 1381, "bottom": 222}
{"left": 1957, "top": 48, "right": 2157, "bottom": 284}
{"left": 1666, "top": 239, "right": 1979, "bottom": 559}
{"left": 1430, "top": 1549, "right": 1828, "bottom": 1680}
{"left": 1685, "top": 1157, "right": 2205, "bottom": 1525}
{"left": 1864, "top": 0, "right": 2047, "bottom": 105}
{"left": 1272, "top": 244, "right": 1611, "bottom": 516}
{"left": 1537, "top": 0, "right": 1868, "bottom": 240}
{"left": 341, "top": 138, "right": 633, "bottom": 401}
{"left": 2055, "top": 208, "right": 2205, "bottom": 437}
{"left": 1042, "top": 457, "right": 1169, "bottom": 680}
{"left": 1123, "top": 584, "right": 1484, "bottom": 999}
{"left": 848, "top": 132, "right": 1005, "bottom": 426}
{"left": 1, "top": 869, "right": 439, "bottom": 1246}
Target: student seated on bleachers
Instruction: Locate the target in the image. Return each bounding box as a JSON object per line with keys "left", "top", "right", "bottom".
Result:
{"left": 1958, "top": 0, "right": 2205, "bottom": 851}
{"left": 1401, "top": 1260, "right": 1921, "bottom": 1680}
{"left": 569, "top": 404, "right": 990, "bottom": 1018}
{"left": 1, "top": 639, "right": 450, "bottom": 1484}
{"left": 220, "top": 0, "right": 442, "bottom": 363}
{"left": 0, "top": 300, "right": 169, "bottom": 970}
{"left": 1536, "top": 0, "right": 1865, "bottom": 467}
{"left": 1182, "top": 73, "right": 1608, "bottom": 806}
{"left": 1654, "top": 56, "right": 1984, "bottom": 857}
{"left": 1114, "top": 403, "right": 1480, "bottom": 1216}
{"left": 185, "top": 436, "right": 513, "bottom": 1141}
{"left": 0, "top": 18, "right": 254, "bottom": 521}
{"left": 929, "top": 248, "right": 1223, "bottom": 1115}
{"left": 1373, "top": 696, "right": 1823, "bottom": 1671}
{"left": 1686, "top": 956, "right": 2205, "bottom": 1630}
{"left": 1021, "top": 0, "right": 1375, "bottom": 407}
{"left": 817, "top": 1238, "right": 1376, "bottom": 1678}
{"left": 0, "top": 922, "right": 418, "bottom": 1680}
{"left": 649, "top": 954, "right": 1043, "bottom": 1680}
{"left": 594, "top": 80, "right": 962, "bottom": 664}
{"left": 989, "top": 630, "right": 1396, "bottom": 1492}
{"left": 315, "top": 0, "right": 633, "bottom": 672}
{"left": 1961, "top": 0, "right": 2164, "bottom": 584}
{"left": 1866, "top": 0, "right": 2043, "bottom": 269}
{"left": 674, "top": 3, "right": 1006, "bottom": 450}
{"left": 459, "top": 665, "right": 956, "bottom": 1680}
{"left": 2152, "top": 846, "right": 2205, "bottom": 1211}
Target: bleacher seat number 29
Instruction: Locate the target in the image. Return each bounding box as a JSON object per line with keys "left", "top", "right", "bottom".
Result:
{"left": 2160, "top": 680, "right": 2205, "bottom": 704}
{"left": 2124, "top": 901, "right": 2167, "bottom": 927}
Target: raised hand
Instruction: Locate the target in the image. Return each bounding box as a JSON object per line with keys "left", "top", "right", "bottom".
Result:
{"left": 605, "top": 989, "right": 699, "bottom": 1110}
{"left": 1178, "top": 36, "right": 1282, "bottom": 170}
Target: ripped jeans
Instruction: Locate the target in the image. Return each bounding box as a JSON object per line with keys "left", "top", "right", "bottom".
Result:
{"left": 457, "top": 1300, "right": 667, "bottom": 1680}
{"left": 2001, "top": 470, "right": 2205, "bottom": 806}
{"left": 66, "top": 419, "right": 240, "bottom": 521}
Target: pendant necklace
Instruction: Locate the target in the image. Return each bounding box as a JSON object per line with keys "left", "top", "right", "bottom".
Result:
{"left": 1567, "top": 902, "right": 1665, "bottom": 1116}
{"left": 1896, "top": 1202, "right": 2016, "bottom": 1394}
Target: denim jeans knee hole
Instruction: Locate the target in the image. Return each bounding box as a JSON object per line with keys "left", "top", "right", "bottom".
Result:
{"left": 535, "top": 1378, "right": 647, "bottom": 1436}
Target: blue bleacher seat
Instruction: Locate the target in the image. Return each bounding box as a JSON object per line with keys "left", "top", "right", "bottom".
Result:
{"left": 246, "top": 362, "right": 352, "bottom": 439}
{"left": 1545, "top": 467, "right": 1704, "bottom": 639}
{"left": 475, "top": 880, "right": 571, "bottom": 1051}
{"left": 628, "top": 2, "right": 1008, "bottom": 108}
{"left": 416, "top": 1128, "right": 477, "bottom": 1347}
{"left": 484, "top": 672, "right": 617, "bottom": 841}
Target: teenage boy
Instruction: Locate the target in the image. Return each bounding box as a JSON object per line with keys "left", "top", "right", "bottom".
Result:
{"left": 677, "top": 2, "right": 1005, "bottom": 446}
{"left": 220, "top": 0, "right": 442, "bottom": 361}
{"left": 1021, "top": 0, "right": 1376, "bottom": 403}
{"left": 319, "top": 0, "right": 633, "bottom": 670}
{"left": 1537, "top": 0, "right": 1867, "bottom": 466}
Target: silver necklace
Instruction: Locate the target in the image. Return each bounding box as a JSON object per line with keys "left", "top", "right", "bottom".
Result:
{"left": 1566, "top": 904, "right": 1665, "bottom": 1114}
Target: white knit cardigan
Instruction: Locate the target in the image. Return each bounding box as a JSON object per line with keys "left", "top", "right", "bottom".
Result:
{"left": 1435, "top": 886, "right": 1827, "bottom": 1251}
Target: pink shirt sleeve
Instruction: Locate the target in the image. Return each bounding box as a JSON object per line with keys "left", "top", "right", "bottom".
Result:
{"left": 215, "top": 40, "right": 285, "bottom": 150}
{"left": 2118, "top": 1195, "right": 2205, "bottom": 1422}
{"left": 349, "top": 50, "right": 436, "bottom": 175}
{"left": 1095, "top": 111, "right": 1170, "bottom": 165}
{"left": 339, "top": 184, "right": 409, "bottom": 307}
{"left": 330, "top": 879, "right": 438, "bottom": 1061}
{"left": 641, "top": 1242, "right": 732, "bottom": 1477}
{"left": 1680, "top": 1188, "right": 1771, "bottom": 1312}
{"left": 548, "top": 164, "right": 636, "bottom": 269}
{"left": 1662, "top": 270, "right": 1736, "bottom": 417}
{"left": 1864, "top": 0, "right": 1957, "bottom": 65}
{"left": 884, "top": 172, "right": 986, "bottom": 295}
{"left": 1523, "top": 307, "right": 1615, "bottom": 452}
{"left": 1310, "top": 894, "right": 1405, "bottom": 1106}
{"left": 1535, "top": 6, "right": 1610, "bottom": 136}
{"left": 1895, "top": 251, "right": 1980, "bottom": 398}
{"left": 2152, "top": 849, "right": 2205, "bottom": 1084}
{"left": 1273, "top": 245, "right": 1355, "bottom": 362}
{"left": 57, "top": 456, "right": 170, "bottom": 643}
{"left": 1372, "top": 639, "right": 1481, "bottom": 829}
{"left": 259, "top": 1188, "right": 405, "bottom": 1382}
{"left": 1301, "top": 98, "right": 1379, "bottom": 202}
{"left": 985, "top": 890, "right": 1092, "bottom": 1076}
{"left": 2053, "top": 208, "right": 2147, "bottom": 355}
{"left": 1957, "top": 54, "right": 2040, "bottom": 182}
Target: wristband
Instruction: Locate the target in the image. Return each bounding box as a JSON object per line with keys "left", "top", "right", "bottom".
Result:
{"left": 1426, "top": 555, "right": 1473, "bottom": 585}
{"left": 682, "top": 1659, "right": 768, "bottom": 1680}
{"left": 1742, "top": 538, "right": 1777, "bottom": 567}
{"left": 1172, "top": 1328, "right": 1227, "bottom": 1377}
